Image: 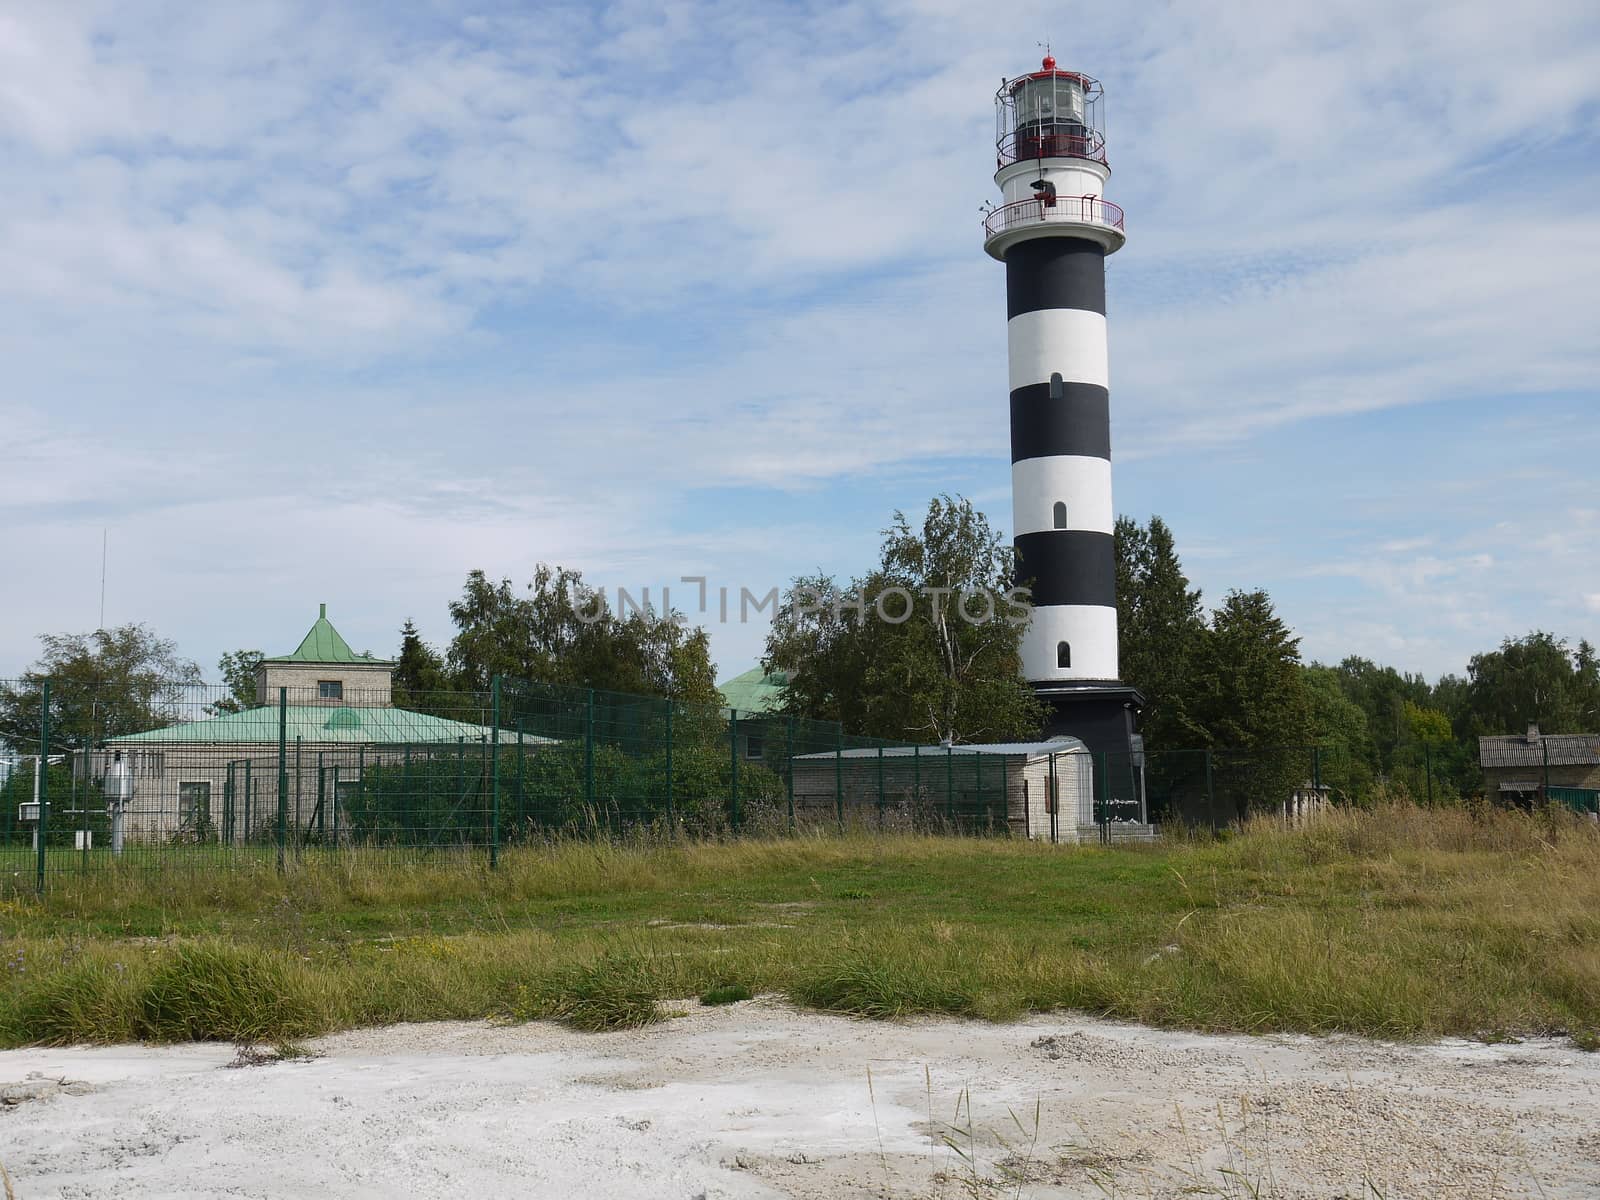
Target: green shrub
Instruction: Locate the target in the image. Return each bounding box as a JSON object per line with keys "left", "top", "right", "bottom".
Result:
{"left": 699, "top": 983, "right": 753, "bottom": 1006}
{"left": 136, "top": 942, "right": 320, "bottom": 1043}
{"left": 790, "top": 947, "right": 975, "bottom": 1019}
{"left": 513, "top": 952, "right": 664, "bottom": 1032}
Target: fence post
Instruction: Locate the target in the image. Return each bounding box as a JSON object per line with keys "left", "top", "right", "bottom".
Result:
{"left": 585, "top": 689, "right": 596, "bottom": 818}
{"left": 490, "top": 676, "right": 501, "bottom": 869}
{"left": 244, "top": 759, "right": 253, "bottom": 843}
{"left": 353, "top": 746, "right": 364, "bottom": 845}
{"left": 35, "top": 679, "right": 50, "bottom": 896}
{"left": 78, "top": 730, "right": 90, "bottom": 871}
{"left": 729, "top": 708, "right": 741, "bottom": 832}
{"left": 1542, "top": 737, "right": 1550, "bottom": 800}
{"left": 995, "top": 759, "right": 1005, "bottom": 836}
{"left": 975, "top": 750, "right": 984, "bottom": 833}
{"left": 1022, "top": 758, "right": 1030, "bottom": 839}
{"left": 276, "top": 688, "right": 288, "bottom": 873}
{"left": 834, "top": 736, "right": 844, "bottom": 835}
{"left": 785, "top": 716, "right": 796, "bottom": 832}
{"left": 515, "top": 720, "right": 526, "bottom": 833}
{"left": 1098, "top": 751, "right": 1110, "bottom": 844}
{"left": 665, "top": 703, "right": 676, "bottom": 831}
{"left": 876, "top": 746, "right": 885, "bottom": 832}
{"left": 1204, "top": 747, "right": 1216, "bottom": 833}
{"left": 945, "top": 747, "right": 954, "bottom": 828}
{"left": 911, "top": 745, "right": 921, "bottom": 828}
{"left": 1048, "top": 752, "right": 1058, "bottom": 845}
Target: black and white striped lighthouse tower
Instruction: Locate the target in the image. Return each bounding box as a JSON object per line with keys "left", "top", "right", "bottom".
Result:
{"left": 985, "top": 54, "right": 1143, "bottom": 767}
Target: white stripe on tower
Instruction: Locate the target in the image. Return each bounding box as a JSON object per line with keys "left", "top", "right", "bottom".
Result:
{"left": 1011, "top": 457, "right": 1114, "bottom": 535}
{"left": 1006, "top": 310, "right": 1108, "bottom": 392}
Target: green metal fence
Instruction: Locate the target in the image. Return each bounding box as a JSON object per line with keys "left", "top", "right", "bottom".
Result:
{"left": 0, "top": 670, "right": 1499, "bottom": 891}
{"left": 1549, "top": 786, "right": 1600, "bottom": 816}
{"left": 0, "top": 675, "right": 1029, "bottom": 889}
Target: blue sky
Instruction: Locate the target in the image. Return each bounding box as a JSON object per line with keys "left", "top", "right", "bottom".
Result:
{"left": 2, "top": 0, "right": 1597, "bottom": 685}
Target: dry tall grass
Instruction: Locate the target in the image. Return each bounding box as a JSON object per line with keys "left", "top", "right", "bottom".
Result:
{"left": 2, "top": 804, "right": 1596, "bottom": 1047}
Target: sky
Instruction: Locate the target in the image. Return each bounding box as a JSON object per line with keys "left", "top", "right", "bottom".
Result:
{"left": 2, "top": 0, "right": 1598, "bottom": 687}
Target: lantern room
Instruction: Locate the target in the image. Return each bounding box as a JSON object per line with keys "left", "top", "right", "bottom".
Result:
{"left": 983, "top": 54, "right": 1123, "bottom": 260}
{"left": 995, "top": 56, "right": 1106, "bottom": 167}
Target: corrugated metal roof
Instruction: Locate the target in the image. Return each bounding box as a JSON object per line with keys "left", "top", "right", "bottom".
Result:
{"left": 718, "top": 667, "right": 789, "bottom": 714}
{"left": 263, "top": 604, "right": 393, "bottom": 666}
{"left": 106, "top": 706, "right": 555, "bottom": 746}
{"left": 794, "top": 738, "right": 1087, "bottom": 761}
{"left": 1478, "top": 733, "right": 1600, "bottom": 768}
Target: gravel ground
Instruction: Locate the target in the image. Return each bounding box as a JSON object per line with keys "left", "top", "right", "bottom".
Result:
{"left": 2, "top": 999, "right": 1598, "bottom": 1198}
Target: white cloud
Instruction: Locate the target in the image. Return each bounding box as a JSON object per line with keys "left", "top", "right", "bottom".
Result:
{"left": 2, "top": 0, "right": 1598, "bottom": 683}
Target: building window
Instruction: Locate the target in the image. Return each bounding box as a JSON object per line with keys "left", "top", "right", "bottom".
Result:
{"left": 179, "top": 782, "right": 211, "bottom": 829}
{"left": 1057, "top": 641, "right": 1071, "bottom": 669}
{"left": 318, "top": 680, "right": 344, "bottom": 700}
{"left": 1052, "top": 501, "right": 1067, "bottom": 529}
{"left": 745, "top": 732, "right": 765, "bottom": 761}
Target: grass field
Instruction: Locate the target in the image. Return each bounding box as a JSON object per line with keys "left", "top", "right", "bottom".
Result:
{"left": 1, "top": 802, "right": 1598, "bottom": 1048}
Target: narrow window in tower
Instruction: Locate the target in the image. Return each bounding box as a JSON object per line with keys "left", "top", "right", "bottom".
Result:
{"left": 1057, "top": 641, "right": 1072, "bottom": 669}
{"left": 1049, "top": 372, "right": 1064, "bottom": 401}
{"left": 1052, "top": 501, "right": 1067, "bottom": 529}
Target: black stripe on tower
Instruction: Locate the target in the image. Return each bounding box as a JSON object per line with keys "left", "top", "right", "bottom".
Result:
{"left": 1014, "top": 530, "right": 1117, "bottom": 608}
{"left": 1006, "top": 237, "right": 1107, "bottom": 317}
{"left": 1009, "top": 382, "right": 1110, "bottom": 462}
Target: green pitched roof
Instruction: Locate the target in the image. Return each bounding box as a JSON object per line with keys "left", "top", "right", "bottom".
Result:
{"left": 264, "top": 604, "right": 392, "bottom": 666}
{"left": 108, "top": 706, "right": 556, "bottom": 747}
{"left": 717, "top": 667, "right": 789, "bottom": 715}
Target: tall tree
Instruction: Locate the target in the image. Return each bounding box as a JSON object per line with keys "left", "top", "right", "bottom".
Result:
{"left": 1190, "top": 590, "right": 1312, "bottom": 812}
{"left": 391, "top": 620, "right": 449, "bottom": 711}
{"left": 1323, "top": 656, "right": 1434, "bottom": 772}
{"left": 766, "top": 495, "right": 1045, "bottom": 743}
{"left": 208, "top": 650, "right": 263, "bottom": 714}
{"left": 445, "top": 565, "right": 720, "bottom": 703}
{"left": 0, "top": 625, "right": 201, "bottom": 749}
{"left": 1301, "top": 664, "right": 1376, "bottom": 800}
{"left": 1462, "top": 631, "right": 1600, "bottom": 735}
{"left": 1115, "top": 515, "right": 1208, "bottom": 749}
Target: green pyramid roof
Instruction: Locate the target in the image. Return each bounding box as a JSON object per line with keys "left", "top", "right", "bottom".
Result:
{"left": 264, "top": 604, "right": 393, "bottom": 666}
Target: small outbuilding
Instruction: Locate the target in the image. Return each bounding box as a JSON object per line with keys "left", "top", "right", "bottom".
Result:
{"left": 789, "top": 738, "right": 1154, "bottom": 843}
{"left": 1479, "top": 724, "right": 1600, "bottom": 811}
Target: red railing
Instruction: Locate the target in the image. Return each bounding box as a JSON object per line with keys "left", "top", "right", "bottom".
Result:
{"left": 983, "top": 195, "right": 1125, "bottom": 240}
{"left": 996, "top": 129, "right": 1108, "bottom": 167}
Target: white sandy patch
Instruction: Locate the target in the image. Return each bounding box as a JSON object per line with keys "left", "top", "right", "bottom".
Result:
{"left": 2, "top": 999, "right": 1597, "bottom": 1198}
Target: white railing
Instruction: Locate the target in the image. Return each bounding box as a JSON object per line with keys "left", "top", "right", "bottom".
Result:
{"left": 983, "top": 195, "right": 1124, "bottom": 240}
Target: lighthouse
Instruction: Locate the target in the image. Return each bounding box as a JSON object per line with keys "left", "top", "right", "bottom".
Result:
{"left": 984, "top": 55, "right": 1144, "bottom": 779}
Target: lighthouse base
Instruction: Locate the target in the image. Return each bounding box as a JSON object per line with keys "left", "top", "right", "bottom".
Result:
{"left": 1035, "top": 682, "right": 1147, "bottom": 817}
